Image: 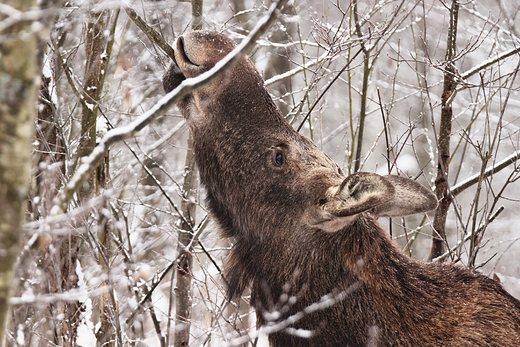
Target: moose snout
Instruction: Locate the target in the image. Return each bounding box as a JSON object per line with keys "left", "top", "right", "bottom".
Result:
{"left": 163, "top": 31, "right": 229, "bottom": 93}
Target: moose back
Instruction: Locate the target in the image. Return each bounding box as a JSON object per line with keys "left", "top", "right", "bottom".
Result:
{"left": 163, "top": 30, "right": 520, "bottom": 346}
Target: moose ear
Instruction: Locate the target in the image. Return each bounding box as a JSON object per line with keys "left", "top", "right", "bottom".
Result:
{"left": 304, "top": 173, "right": 438, "bottom": 232}
{"left": 321, "top": 172, "right": 395, "bottom": 217}
{"left": 304, "top": 173, "right": 395, "bottom": 232}
{"left": 370, "top": 175, "right": 438, "bottom": 217}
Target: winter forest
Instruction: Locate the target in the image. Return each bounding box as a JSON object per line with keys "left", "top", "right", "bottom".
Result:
{"left": 1, "top": 0, "right": 520, "bottom": 345}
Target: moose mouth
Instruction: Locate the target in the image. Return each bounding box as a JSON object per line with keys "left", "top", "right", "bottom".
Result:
{"left": 162, "top": 55, "right": 185, "bottom": 94}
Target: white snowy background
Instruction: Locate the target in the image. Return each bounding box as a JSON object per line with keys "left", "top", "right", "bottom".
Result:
{"left": 7, "top": 0, "right": 520, "bottom": 346}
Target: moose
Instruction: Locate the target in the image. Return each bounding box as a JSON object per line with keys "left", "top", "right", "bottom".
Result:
{"left": 163, "top": 30, "right": 520, "bottom": 346}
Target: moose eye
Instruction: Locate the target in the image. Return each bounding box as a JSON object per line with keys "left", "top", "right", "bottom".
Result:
{"left": 271, "top": 147, "right": 284, "bottom": 167}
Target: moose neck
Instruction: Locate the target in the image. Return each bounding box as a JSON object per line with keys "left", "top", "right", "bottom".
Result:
{"left": 222, "top": 210, "right": 411, "bottom": 307}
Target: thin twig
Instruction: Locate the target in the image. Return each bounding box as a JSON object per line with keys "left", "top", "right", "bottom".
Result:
{"left": 432, "top": 206, "right": 505, "bottom": 262}
{"left": 296, "top": 47, "right": 363, "bottom": 132}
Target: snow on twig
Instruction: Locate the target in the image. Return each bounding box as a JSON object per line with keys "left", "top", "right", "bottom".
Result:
{"left": 265, "top": 49, "right": 332, "bottom": 86}
{"left": 10, "top": 286, "right": 107, "bottom": 305}
{"left": 222, "top": 281, "right": 362, "bottom": 347}
{"left": 451, "top": 150, "right": 520, "bottom": 197}
{"left": 460, "top": 46, "right": 520, "bottom": 80}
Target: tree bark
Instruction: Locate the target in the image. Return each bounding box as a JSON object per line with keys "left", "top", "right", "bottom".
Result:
{"left": 352, "top": 0, "right": 371, "bottom": 173}
{"left": 173, "top": 129, "right": 198, "bottom": 347}
{"left": 58, "top": 6, "right": 115, "bottom": 346}
{"left": 0, "top": 0, "right": 39, "bottom": 344}
{"left": 174, "top": 2, "right": 203, "bottom": 346}
{"left": 262, "top": 1, "right": 295, "bottom": 117}
{"left": 429, "top": 0, "right": 459, "bottom": 260}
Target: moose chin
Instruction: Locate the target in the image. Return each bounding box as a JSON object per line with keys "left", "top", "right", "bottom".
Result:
{"left": 163, "top": 30, "right": 520, "bottom": 347}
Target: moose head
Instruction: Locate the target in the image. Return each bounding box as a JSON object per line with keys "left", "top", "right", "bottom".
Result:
{"left": 163, "top": 30, "right": 520, "bottom": 347}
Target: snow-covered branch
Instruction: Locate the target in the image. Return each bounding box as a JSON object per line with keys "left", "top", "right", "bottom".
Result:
{"left": 0, "top": 6, "right": 56, "bottom": 33}
{"left": 460, "top": 47, "right": 520, "bottom": 80}
{"left": 451, "top": 150, "right": 520, "bottom": 197}
{"left": 265, "top": 49, "right": 332, "bottom": 86}
{"left": 432, "top": 206, "right": 505, "bottom": 263}
{"left": 222, "top": 281, "right": 362, "bottom": 347}
{"left": 10, "top": 286, "right": 107, "bottom": 305}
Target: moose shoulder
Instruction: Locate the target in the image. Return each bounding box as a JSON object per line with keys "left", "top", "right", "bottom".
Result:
{"left": 163, "top": 30, "right": 520, "bottom": 346}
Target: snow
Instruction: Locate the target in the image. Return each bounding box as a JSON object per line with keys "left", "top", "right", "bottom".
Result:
{"left": 76, "top": 260, "right": 97, "bottom": 347}
{"left": 15, "top": 325, "right": 24, "bottom": 346}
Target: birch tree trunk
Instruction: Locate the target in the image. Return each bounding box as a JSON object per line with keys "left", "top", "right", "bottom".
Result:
{"left": 0, "top": 0, "right": 38, "bottom": 344}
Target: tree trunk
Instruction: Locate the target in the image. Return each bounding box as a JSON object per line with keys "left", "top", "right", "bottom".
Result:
{"left": 262, "top": 1, "right": 295, "bottom": 117}
{"left": 58, "top": 6, "right": 115, "bottom": 345}
{"left": 0, "top": 0, "right": 39, "bottom": 344}
{"left": 429, "top": 0, "right": 459, "bottom": 261}
{"left": 174, "top": 1, "right": 203, "bottom": 346}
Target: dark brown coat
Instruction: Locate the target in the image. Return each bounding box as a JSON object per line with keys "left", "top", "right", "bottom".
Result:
{"left": 163, "top": 30, "right": 520, "bottom": 347}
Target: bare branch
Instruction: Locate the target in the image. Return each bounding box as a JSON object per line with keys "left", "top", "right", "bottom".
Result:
{"left": 124, "top": 6, "right": 175, "bottom": 59}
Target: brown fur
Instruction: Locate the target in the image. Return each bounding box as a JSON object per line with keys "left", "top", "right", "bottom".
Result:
{"left": 163, "top": 30, "right": 520, "bottom": 346}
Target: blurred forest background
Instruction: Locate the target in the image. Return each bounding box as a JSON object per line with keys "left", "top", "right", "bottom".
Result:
{"left": 1, "top": 0, "right": 520, "bottom": 346}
